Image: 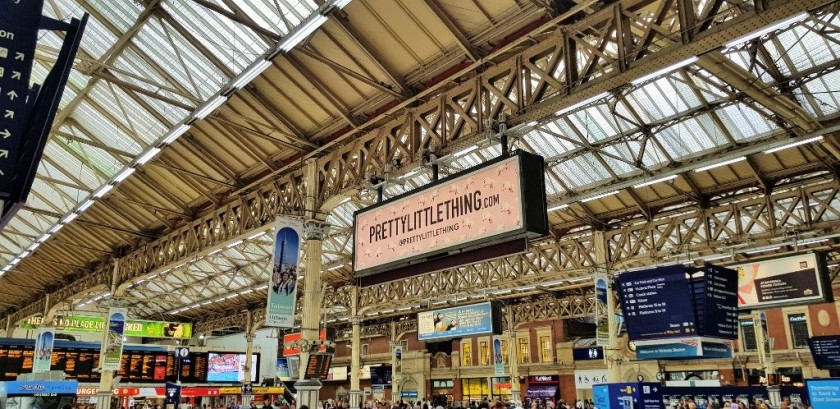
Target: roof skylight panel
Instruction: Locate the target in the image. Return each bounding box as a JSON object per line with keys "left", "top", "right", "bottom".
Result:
{"left": 42, "top": 141, "right": 102, "bottom": 187}
{"left": 796, "top": 72, "right": 840, "bottom": 117}
{"left": 89, "top": 0, "right": 141, "bottom": 33}
{"left": 717, "top": 104, "right": 777, "bottom": 141}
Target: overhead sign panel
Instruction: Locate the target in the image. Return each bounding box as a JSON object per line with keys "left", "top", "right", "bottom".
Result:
{"left": 353, "top": 151, "right": 547, "bottom": 278}
{"left": 733, "top": 253, "right": 831, "bottom": 309}
{"left": 806, "top": 378, "right": 840, "bottom": 409}
{"left": 0, "top": 0, "right": 43, "bottom": 193}
{"left": 808, "top": 336, "right": 840, "bottom": 370}
{"left": 618, "top": 265, "right": 698, "bottom": 341}
{"left": 417, "top": 301, "right": 502, "bottom": 341}
{"left": 21, "top": 316, "right": 193, "bottom": 339}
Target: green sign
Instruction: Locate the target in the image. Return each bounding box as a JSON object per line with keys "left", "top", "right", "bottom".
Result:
{"left": 20, "top": 315, "right": 193, "bottom": 339}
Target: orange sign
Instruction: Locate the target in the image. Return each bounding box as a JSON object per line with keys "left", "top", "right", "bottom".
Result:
{"left": 283, "top": 329, "right": 327, "bottom": 356}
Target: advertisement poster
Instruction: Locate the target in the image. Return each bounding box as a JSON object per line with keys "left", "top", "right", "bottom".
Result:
{"left": 276, "top": 358, "right": 291, "bottom": 380}
{"left": 493, "top": 335, "right": 504, "bottom": 375}
{"left": 20, "top": 316, "right": 192, "bottom": 339}
{"left": 207, "top": 352, "right": 258, "bottom": 382}
{"left": 806, "top": 378, "right": 840, "bottom": 409}
{"left": 354, "top": 155, "right": 528, "bottom": 274}
{"left": 417, "top": 301, "right": 499, "bottom": 341}
{"left": 595, "top": 273, "right": 610, "bottom": 346}
{"left": 101, "top": 308, "right": 127, "bottom": 371}
{"left": 734, "top": 253, "right": 829, "bottom": 309}
{"left": 393, "top": 345, "right": 402, "bottom": 377}
{"left": 32, "top": 327, "right": 55, "bottom": 373}
{"left": 266, "top": 217, "right": 303, "bottom": 327}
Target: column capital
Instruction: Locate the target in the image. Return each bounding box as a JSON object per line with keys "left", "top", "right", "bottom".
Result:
{"left": 351, "top": 316, "right": 362, "bottom": 326}
{"left": 303, "top": 220, "right": 330, "bottom": 241}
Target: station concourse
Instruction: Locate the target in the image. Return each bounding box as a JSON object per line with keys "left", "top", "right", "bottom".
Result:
{"left": 1, "top": 1, "right": 840, "bottom": 409}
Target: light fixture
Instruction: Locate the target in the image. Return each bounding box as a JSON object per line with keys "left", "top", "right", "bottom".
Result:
{"left": 193, "top": 96, "right": 228, "bottom": 120}
{"left": 49, "top": 224, "right": 64, "bottom": 234}
{"left": 631, "top": 57, "right": 698, "bottom": 86}
{"left": 162, "top": 124, "right": 191, "bottom": 145}
{"left": 94, "top": 184, "right": 114, "bottom": 198}
{"left": 77, "top": 200, "right": 95, "bottom": 212}
{"left": 278, "top": 15, "right": 328, "bottom": 52}
{"left": 231, "top": 59, "right": 272, "bottom": 89}
{"left": 547, "top": 203, "right": 570, "bottom": 211}
{"left": 694, "top": 156, "right": 745, "bottom": 172}
{"left": 725, "top": 12, "right": 809, "bottom": 49}
{"left": 453, "top": 145, "right": 478, "bottom": 157}
{"left": 332, "top": 0, "right": 352, "bottom": 9}
{"left": 62, "top": 213, "right": 79, "bottom": 224}
{"left": 199, "top": 333, "right": 206, "bottom": 340}
{"left": 137, "top": 148, "right": 161, "bottom": 165}
{"left": 702, "top": 254, "right": 730, "bottom": 261}
{"left": 247, "top": 232, "right": 264, "bottom": 240}
{"left": 744, "top": 246, "right": 780, "bottom": 254}
{"left": 800, "top": 238, "right": 828, "bottom": 246}
{"left": 226, "top": 240, "right": 243, "bottom": 248}
{"left": 37, "top": 234, "right": 51, "bottom": 243}
{"left": 114, "top": 168, "right": 136, "bottom": 183}
{"left": 581, "top": 190, "right": 619, "bottom": 203}
{"left": 326, "top": 264, "right": 344, "bottom": 271}
{"left": 28, "top": 242, "right": 40, "bottom": 252}
{"left": 633, "top": 175, "right": 678, "bottom": 189}
{"left": 763, "top": 135, "right": 823, "bottom": 154}
{"left": 556, "top": 92, "right": 610, "bottom": 116}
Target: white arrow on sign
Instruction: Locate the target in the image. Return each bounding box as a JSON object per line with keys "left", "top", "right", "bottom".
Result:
{"left": 11, "top": 71, "right": 21, "bottom": 80}
{"left": 14, "top": 52, "right": 24, "bottom": 61}
{"left": 7, "top": 90, "right": 17, "bottom": 100}
{"left": 0, "top": 150, "right": 9, "bottom": 159}
{"left": 0, "top": 129, "right": 9, "bottom": 139}
{"left": 3, "top": 110, "right": 12, "bottom": 119}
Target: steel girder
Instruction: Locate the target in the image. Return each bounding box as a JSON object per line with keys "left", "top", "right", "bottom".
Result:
{"left": 3, "top": 0, "right": 833, "bottom": 326}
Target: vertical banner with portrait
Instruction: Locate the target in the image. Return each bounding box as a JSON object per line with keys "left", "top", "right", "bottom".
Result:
{"left": 594, "top": 273, "right": 610, "bottom": 346}
{"left": 33, "top": 327, "right": 55, "bottom": 373}
{"left": 266, "top": 217, "right": 303, "bottom": 327}
{"left": 493, "top": 335, "right": 504, "bottom": 375}
{"left": 101, "top": 308, "right": 127, "bottom": 371}
{"left": 393, "top": 345, "right": 403, "bottom": 378}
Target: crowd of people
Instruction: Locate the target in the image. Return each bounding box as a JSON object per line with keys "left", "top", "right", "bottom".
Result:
{"left": 668, "top": 396, "right": 812, "bottom": 409}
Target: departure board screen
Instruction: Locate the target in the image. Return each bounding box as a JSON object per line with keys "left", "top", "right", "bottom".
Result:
{"left": 117, "top": 352, "right": 129, "bottom": 378}
{"left": 6, "top": 345, "right": 24, "bottom": 379}
{"left": 153, "top": 354, "right": 167, "bottom": 381}
{"left": 76, "top": 350, "right": 96, "bottom": 381}
{"left": 63, "top": 349, "right": 78, "bottom": 378}
{"left": 140, "top": 353, "right": 155, "bottom": 381}
{"left": 129, "top": 352, "right": 144, "bottom": 380}
{"left": 192, "top": 352, "right": 208, "bottom": 382}
{"left": 21, "top": 346, "right": 34, "bottom": 374}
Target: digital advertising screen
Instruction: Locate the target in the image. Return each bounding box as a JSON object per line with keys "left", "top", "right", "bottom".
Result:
{"left": 206, "top": 352, "right": 259, "bottom": 382}
{"left": 417, "top": 301, "right": 502, "bottom": 341}
{"left": 806, "top": 379, "right": 840, "bottom": 409}
{"left": 733, "top": 253, "right": 832, "bottom": 309}
{"left": 809, "top": 336, "right": 840, "bottom": 370}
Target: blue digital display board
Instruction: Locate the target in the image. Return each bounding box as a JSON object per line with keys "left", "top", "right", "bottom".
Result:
{"left": 0, "top": 0, "right": 43, "bottom": 193}
{"left": 589, "top": 383, "right": 662, "bottom": 409}
{"left": 809, "top": 336, "right": 840, "bottom": 370}
{"left": 693, "top": 265, "right": 739, "bottom": 339}
{"left": 0, "top": 381, "right": 79, "bottom": 396}
{"left": 806, "top": 379, "right": 840, "bottom": 409}
{"left": 617, "top": 265, "right": 697, "bottom": 341}
{"left": 417, "top": 302, "right": 501, "bottom": 341}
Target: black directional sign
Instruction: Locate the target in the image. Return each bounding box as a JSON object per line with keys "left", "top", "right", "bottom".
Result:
{"left": 0, "top": 0, "right": 43, "bottom": 194}
{"left": 617, "top": 265, "right": 698, "bottom": 341}
{"left": 808, "top": 335, "right": 840, "bottom": 369}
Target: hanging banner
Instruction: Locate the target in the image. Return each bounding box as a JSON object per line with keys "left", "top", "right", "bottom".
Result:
{"left": 20, "top": 316, "right": 193, "bottom": 339}
{"left": 101, "top": 308, "right": 127, "bottom": 371}
{"left": 266, "top": 217, "right": 303, "bottom": 327}
{"left": 32, "top": 327, "right": 55, "bottom": 373}
{"left": 393, "top": 345, "right": 403, "bottom": 378}
{"left": 492, "top": 335, "right": 504, "bottom": 375}
{"left": 594, "top": 273, "right": 610, "bottom": 346}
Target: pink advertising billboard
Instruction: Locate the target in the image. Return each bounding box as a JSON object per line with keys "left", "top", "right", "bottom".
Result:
{"left": 353, "top": 151, "right": 547, "bottom": 277}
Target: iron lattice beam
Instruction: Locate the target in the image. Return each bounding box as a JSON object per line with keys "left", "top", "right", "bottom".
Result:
{"left": 2, "top": 0, "right": 832, "bottom": 324}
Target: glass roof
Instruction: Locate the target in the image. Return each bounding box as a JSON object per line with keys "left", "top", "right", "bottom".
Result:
{"left": 0, "top": 0, "right": 319, "bottom": 265}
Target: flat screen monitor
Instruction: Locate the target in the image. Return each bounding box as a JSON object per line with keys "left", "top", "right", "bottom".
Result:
{"left": 206, "top": 352, "right": 259, "bottom": 383}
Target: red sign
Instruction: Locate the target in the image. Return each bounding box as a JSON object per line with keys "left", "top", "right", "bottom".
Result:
{"left": 153, "top": 387, "right": 220, "bottom": 397}
{"left": 283, "top": 329, "right": 327, "bottom": 356}
{"left": 114, "top": 388, "right": 140, "bottom": 396}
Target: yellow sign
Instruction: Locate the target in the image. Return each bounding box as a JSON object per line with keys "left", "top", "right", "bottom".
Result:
{"left": 219, "top": 387, "right": 284, "bottom": 395}
{"left": 219, "top": 387, "right": 241, "bottom": 395}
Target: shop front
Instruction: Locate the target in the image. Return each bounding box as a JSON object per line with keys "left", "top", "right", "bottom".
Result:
{"left": 491, "top": 377, "right": 512, "bottom": 403}
{"left": 525, "top": 375, "right": 559, "bottom": 405}
{"left": 461, "top": 378, "right": 489, "bottom": 403}
{"left": 431, "top": 380, "right": 455, "bottom": 405}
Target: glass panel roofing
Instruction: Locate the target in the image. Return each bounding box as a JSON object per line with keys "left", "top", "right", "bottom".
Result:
{"left": 0, "top": 0, "right": 319, "bottom": 264}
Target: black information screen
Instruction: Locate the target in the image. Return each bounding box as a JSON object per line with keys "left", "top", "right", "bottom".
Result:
{"left": 809, "top": 336, "right": 840, "bottom": 369}
{"left": 304, "top": 354, "right": 332, "bottom": 380}
{"left": 617, "top": 265, "right": 698, "bottom": 341}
